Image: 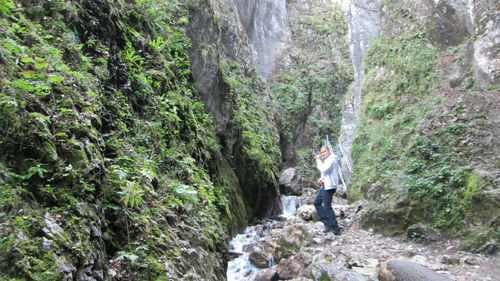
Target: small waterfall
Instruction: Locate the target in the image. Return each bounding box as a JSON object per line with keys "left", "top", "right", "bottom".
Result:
{"left": 227, "top": 195, "right": 301, "bottom": 280}
{"left": 281, "top": 195, "right": 302, "bottom": 217}
{"left": 227, "top": 227, "right": 259, "bottom": 281}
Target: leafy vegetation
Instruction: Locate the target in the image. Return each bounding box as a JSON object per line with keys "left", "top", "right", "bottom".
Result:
{"left": 221, "top": 60, "right": 281, "bottom": 183}
{"left": 271, "top": 4, "right": 353, "bottom": 176}
{"left": 0, "top": 0, "right": 248, "bottom": 279}
{"left": 350, "top": 0, "right": 498, "bottom": 252}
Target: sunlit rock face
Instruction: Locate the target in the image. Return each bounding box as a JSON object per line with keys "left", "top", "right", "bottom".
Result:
{"left": 467, "top": 0, "right": 499, "bottom": 88}
{"left": 337, "top": 0, "right": 381, "bottom": 184}
{"left": 233, "top": 0, "right": 291, "bottom": 79}
{"left": 436, "top": 0, "right": 499, "bottom": 89}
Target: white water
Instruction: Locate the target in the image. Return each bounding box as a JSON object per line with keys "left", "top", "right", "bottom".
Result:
{"left": 226, "top": 226, "right": 260, "bottom": 281}
{"left": 227, "top": 195, "right": 301, "bottom": 280}
{"left": 281, "top": 195, "right": 301, "bottom": 217}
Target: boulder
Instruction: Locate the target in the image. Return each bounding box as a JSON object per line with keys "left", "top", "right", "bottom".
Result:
{"left": 379, "top": 259, "right": 452, "bottom": 281}
{"left": 276, "top": 252, "right": 313, "bottom": 279}
{"left": 406, "top": 223, "right": 441, "bottom": 243}
{"left": 300, "top": 188, "right": 318, "bottom": 204}
{"left": 296, "top": 205, "right": 319, "bottom": 221}
{"left": 248, "top": 245, "right": 273, "bottom": 268}
{"left": 254, "top": 269, "right": 279, "bottom": 281}
{"left": 279, "top": 168, "right": 314, "bottom": 195}
{"left": 274, "top": 224, "right": 309, "bottom": 261}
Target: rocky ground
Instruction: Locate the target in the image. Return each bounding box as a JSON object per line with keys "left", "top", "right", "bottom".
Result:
{"left": 329, "top": 201, "right": 499, "bottom": 281}
{"left": 244, "top": 196, "right": 499, "bottom": 281}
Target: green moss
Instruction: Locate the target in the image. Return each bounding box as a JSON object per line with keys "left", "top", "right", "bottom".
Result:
{"left": 319, "top": 271, "right": 332, "bottom": 281}
{"left": 461, "top": 171, "right": 484, "bottom": 217}
{"left": 276, "top": 240, "right": 301, "bottom": 260}
{"left": 0, "top": 0, "right": 241, "bottom": 279}
{"left": 351, "top": 0, "right": 498, "bottom": 251}
{"left": 220, "top": 60, "right": 280, "bottom": 183}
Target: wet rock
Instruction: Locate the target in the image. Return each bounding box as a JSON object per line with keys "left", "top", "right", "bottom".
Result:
{"left": 228, "top": 250, "right": 243, "bottom": 260}
{"left": 254, "top": 269, "right": 279, "bottom": 281}
{"left": 379, "top": 259, "right": 452, "bottom": 281}
{"left": 249, "top": 245, "right": 273, "bottom": 268}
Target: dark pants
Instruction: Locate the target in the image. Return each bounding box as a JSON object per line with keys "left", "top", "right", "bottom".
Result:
{"left": 314, "top": 187, "right": 340, "bottom": 231}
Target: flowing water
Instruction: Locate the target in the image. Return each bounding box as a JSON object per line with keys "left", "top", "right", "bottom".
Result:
{"left": 226, "top": 195, "right": 301, "bottom": 280}
{"left": 280, "top": 195, "right": 301, "bottom": 217}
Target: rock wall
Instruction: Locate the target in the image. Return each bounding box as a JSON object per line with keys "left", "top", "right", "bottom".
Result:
{"left": 234, "top": 0, "right": 291, "bottom": 79}
{"left": 337, "top": 0, "right": 381, "bottom": 184}
{"left": 186, "top": 0, "right": 282, "bottom": 219}
{"left": 0, "top": 0, "right": 280, "bottom": 280}
{"left": 350, "top": 0, "right": 499, "bottom": 253}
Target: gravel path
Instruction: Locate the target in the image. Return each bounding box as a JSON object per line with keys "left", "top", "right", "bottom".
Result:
{"left": 321, "top": 201, "right": 500, "bottom": 281}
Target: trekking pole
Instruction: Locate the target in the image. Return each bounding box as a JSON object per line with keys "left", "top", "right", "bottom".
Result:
{"left": 338, "top": 165, "right": 348, "bottom": 190}
{"left": 338, "top": 140, "right": 352, "bottom": 173}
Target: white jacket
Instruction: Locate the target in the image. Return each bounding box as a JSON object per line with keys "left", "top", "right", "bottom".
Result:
{"left": 316, "top": 154, "right": 340, "bottom": 190}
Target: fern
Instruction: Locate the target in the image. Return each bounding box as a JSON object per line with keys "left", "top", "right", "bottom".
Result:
{"left": 118, "top": 181, "right": 144, "bottom": 208}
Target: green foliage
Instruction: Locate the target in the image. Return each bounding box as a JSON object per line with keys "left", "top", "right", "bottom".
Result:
{"left": 0, "top": 1, "right": 234, "bottom": 280}
{"left": 486, "top": 84, "right": 500, "bottom": 90}
{"left": 0, "top": 0, "right": 14, "bottom": 17}
{"left": 351, "top": 16, "right": 496, "bottom": 247}
{"left": 363, "top": 32, "right": 437, "bottom": 120}
{"left": 350, "top": 31, "right": 439, "bottom": 203}
{"left": 119, "top": 181, "right": 145, "bottom": 208}
{"left": 220, "top": 60, "right": 281, "bottom": 183}
{"left": 271, "top": 4, "right": 353, "bottom": 172}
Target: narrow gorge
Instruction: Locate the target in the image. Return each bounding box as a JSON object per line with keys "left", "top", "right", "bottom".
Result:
{"left": 0, "top": 0, "right": 498, "bottom": 280}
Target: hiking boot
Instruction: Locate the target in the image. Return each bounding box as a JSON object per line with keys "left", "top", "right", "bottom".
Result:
{"left": 333, "top": 229, "right": 341, "bottom": 236}
{"left": 323, "top": 225, "right": 332, "bottom": 233}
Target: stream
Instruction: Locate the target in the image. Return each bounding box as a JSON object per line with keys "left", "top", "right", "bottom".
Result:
{"left": 226, "top": 196, "right": 499, "bottom": 281}
{"left": 227, "top": 195, "right": 302, "bottom": 280}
